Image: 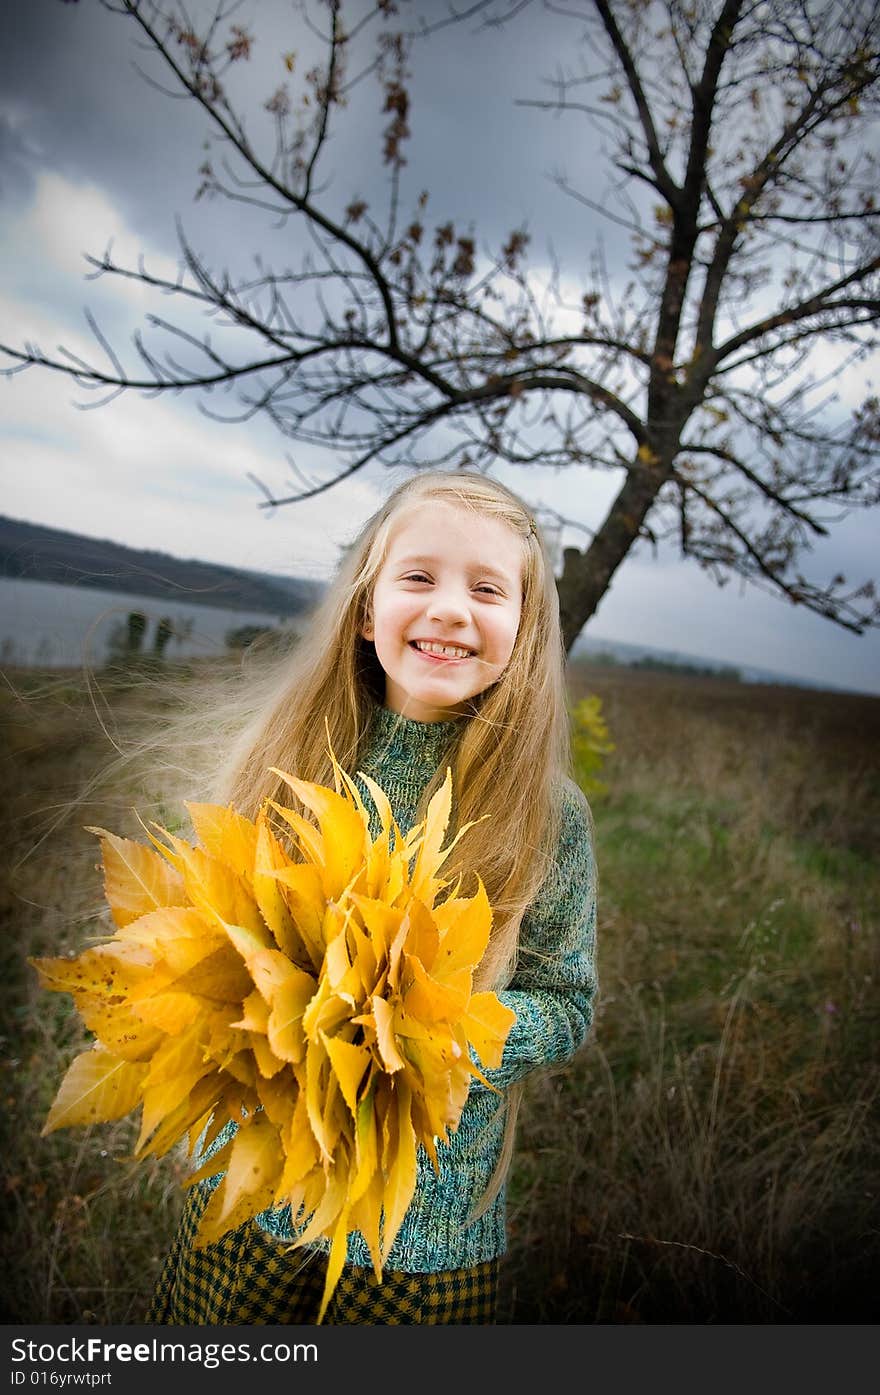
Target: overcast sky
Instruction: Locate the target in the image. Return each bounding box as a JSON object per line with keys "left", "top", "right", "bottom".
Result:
{"left": 2, "top": 0, "right": 879, "bottom": 696}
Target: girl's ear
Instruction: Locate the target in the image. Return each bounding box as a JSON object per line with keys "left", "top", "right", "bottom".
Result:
{"left": 361, "top": 602, "right": 374, "bottom": 642}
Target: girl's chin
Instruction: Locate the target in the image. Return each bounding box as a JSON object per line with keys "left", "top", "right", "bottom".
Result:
{"left": 387, "top": 684, "right": 475, "bottom": 722}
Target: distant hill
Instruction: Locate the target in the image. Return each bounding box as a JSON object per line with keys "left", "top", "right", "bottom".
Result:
{"left": 571, "top": 631, "right": 835, "bottom": 693}
{"left": 0, "top": 515, "right": 325, "bottom": 618}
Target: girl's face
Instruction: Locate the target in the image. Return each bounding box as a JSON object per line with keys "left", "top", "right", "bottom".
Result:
{"left": 363, "top": 500, "right": 524, "bottom": 723}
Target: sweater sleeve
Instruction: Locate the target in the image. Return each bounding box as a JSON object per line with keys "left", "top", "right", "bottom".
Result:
{"left": 475, "top": 779, "right": 598, "bottom": 1092}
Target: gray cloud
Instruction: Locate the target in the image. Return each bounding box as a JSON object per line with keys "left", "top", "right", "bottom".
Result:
{"left": 1, "top": 0, "right": 878, "bottom": 693}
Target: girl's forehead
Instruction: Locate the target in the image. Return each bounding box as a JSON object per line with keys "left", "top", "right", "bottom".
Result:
{"left": 385, "top": 498, "right": 523, "bottom": 556}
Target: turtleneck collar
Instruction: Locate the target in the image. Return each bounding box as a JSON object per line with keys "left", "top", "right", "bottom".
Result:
{"left": 365, "top": 702, "right": 465, "bottom": 768}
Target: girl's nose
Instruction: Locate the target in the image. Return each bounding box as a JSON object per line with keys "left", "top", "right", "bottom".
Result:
{"left": 425, "top": 587, "right": 471, "bottom": 626}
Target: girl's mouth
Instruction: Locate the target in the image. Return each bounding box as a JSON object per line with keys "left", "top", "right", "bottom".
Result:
{"left": 410, "top": 640, "right": 474, "bottom": 661}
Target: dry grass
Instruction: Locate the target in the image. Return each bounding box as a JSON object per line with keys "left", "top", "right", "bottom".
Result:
{"left": 1, "top": 658, "right": 878, "bottom": 1323}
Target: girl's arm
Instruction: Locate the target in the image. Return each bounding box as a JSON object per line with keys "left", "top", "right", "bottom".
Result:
{"left": 478, "top": 780, "right": 598, "bottom": 1091}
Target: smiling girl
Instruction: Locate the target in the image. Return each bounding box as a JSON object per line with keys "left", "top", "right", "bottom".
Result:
{"left": 147, "top": 470, "right": 598, "bottom": 1325}
{"left": 363, "top": 498, "right": 524, "bottom": 721}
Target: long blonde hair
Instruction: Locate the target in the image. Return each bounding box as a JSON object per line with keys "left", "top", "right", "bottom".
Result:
{"left": 213, "top": 470, "right": 570, "bottom": 993}
{"left": 72, "top": 470, "right": 572, "bottom": 1219}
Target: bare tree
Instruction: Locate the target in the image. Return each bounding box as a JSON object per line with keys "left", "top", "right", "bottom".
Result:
{"left": 4, "top": 0, "right": 879, "bottom": 650}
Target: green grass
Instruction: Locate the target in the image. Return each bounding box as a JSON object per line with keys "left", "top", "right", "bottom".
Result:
{"left": 1, "top": 659, "right": 878, "bottom": 1323}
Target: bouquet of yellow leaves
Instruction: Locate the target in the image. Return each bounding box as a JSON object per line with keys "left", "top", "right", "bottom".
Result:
{"left": 32, "top": 753, "right": 514, "bottom": 1322}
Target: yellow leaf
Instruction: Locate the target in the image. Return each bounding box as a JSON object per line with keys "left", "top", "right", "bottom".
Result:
{"left": 246, "top": 945, "right": 304, "bottom": 1004}
{"left": 268, "top": 862, "right": 326, "bottom": 969}
{"left": 305, "top": 1038, "right": 335, "bottom": 1162}
{"left": 390, "top": 1005, "right": 432, "bottom": 1042}
{"left": 138, "top": 1068, "right": 215, "bottom": 1154}
{"left": 266, "top": 799, "right": 325, "bottom": 870}
{"left": 350, "top": 1081, "right": 378, "bottom": 1204}
{"left": 302, "top": 975, "right": 354, "bottom": 1043}
{"left": 320, "top": 1075, "right": 346, "bottom": 1167}
{"left": 140, "top": 1026, "right": 218, "bottom": 1155}
{"left": 403, "top": 897, "right": 439, "bottom": 969}
{"left": 292, "top": 1161, "right": 348, "bottom": 1249}
{"left": 203, "top": 1015, "right": 258, "bottom": 1076}
{"left": 349, "top": 895, "right": 403, "bottom": 965}
{"left": 232, "top": 989, "right": 269, "bottom": 1033}
{"left": 31, "top": 942, "right": 158, "bottom": 1004}
{"left": 276, "top": 1091, "right": 320, "bottom": 1200}
{"left": 77, "top": 998, "right": 164, "bottom": 1061}
{"left": 195, "top": 1170, "right": 275, "bottom": 1248}
{"left": 357, "top": 770, "right": 394, "bottom": 843}
{"left": 219, "top": 1049, "right": 258, "bottom": 1090}
{"left": 137, "top": 1070, "right": 223, "bottom": 1158}
{"left": 266, "top": 970, "right": 314, "bottom": 1064}
{"left": 174, "top": 845, "right": 268, "bottom": 944}
{"left": 220, "top": 1114, "right": 284, "bottom": 1221}
{"left": 318, "top": 1204, "right": 352, "bottom": 1324}
{"left": 350, "top": 1166, "right": 384, "bottom": 1279}
{"left": 254, "top": 1068, "right": 297, "bottom": 1130}
{"left": 322, "top": 1032, "right": 371, "bottom": 1120}
{"left": 133, "top": 990, "right": 201, "bottom": 1036}
{"left": 270, "top": 768, "right": 367, "bottom": 899}
{"left": 371, "top": 995, "right": 405, "bottom": 1073}
{"left": 43, "top": 1048, "right": 147, "bottom": 1134}
{"left": 461, "top": 991, "right": 516, "bottom": 1067}
{"left": 380, "top": 1078, "right": 417, "bottom": 1261}
{"left": 114, "top": 906, "right": 218, "bottom": 958}
{"left": 170, "top": 944, "right": 253, "bottom": 1004}
{"left": 251, "top": 1033, "right": 286, "bottom": 1080}
{"left": 328, "top": 743, "right": 368, "bottom": 821}
{"left": 386, "top": 909, "right": 410, "bottom": 994}
{"left": 252, "top": 818, "right": 302, "bottom": 961}
{"left": 186, "top": 802, "right": 259, "bottom": 881}
{"left": 344, "top": 914, "right": 378, "bottom": 995}
{"left": 408, "top": 767, "right": 452, "bottom": 903}
{"left": 85, "top": 828, "right": 186, "bottom": 928}
{"left": 403, "top": 953, "right": 469, "bottom": 1023}
{"left": 432, "top": 878, "right": 493, "bottom": 975}
{"left": 403, "top": 1034, "right": 457, "bottom": 1139}
{"left": 323, "top": 920, "right": 354, "bottom": 992}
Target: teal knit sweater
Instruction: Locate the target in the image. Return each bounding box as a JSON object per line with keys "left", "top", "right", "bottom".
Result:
{"left": 205, "top": 704, "right": 598, "bottom": 1274}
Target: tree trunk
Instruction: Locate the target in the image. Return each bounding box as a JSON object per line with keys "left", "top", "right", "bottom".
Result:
{"left": 556, "top": 461, "right": 667, "bottom": 652}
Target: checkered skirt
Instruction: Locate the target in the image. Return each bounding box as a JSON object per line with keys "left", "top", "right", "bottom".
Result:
{"left": 146, "top": 1184, "right": 498, "bottom": 1325}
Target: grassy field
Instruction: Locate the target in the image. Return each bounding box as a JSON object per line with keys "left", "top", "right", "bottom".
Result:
{"left": 1, "top": 657, "right": 878, "bottom": 1324}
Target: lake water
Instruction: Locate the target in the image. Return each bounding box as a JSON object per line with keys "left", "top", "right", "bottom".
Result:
{"left": 0, "top": 577, "right": 293, "bottom": 668}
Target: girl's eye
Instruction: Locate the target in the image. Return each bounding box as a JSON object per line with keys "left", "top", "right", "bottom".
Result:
{"left": 403, "top": 571, "right": 431, "bottom": 583}
{"left": 475, "top": 584, "right": 502, "bottom": 597}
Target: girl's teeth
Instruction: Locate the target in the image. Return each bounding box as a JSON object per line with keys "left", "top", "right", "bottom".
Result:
{"left": 415, "top": 641, "right": 471, "bottom": 659}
